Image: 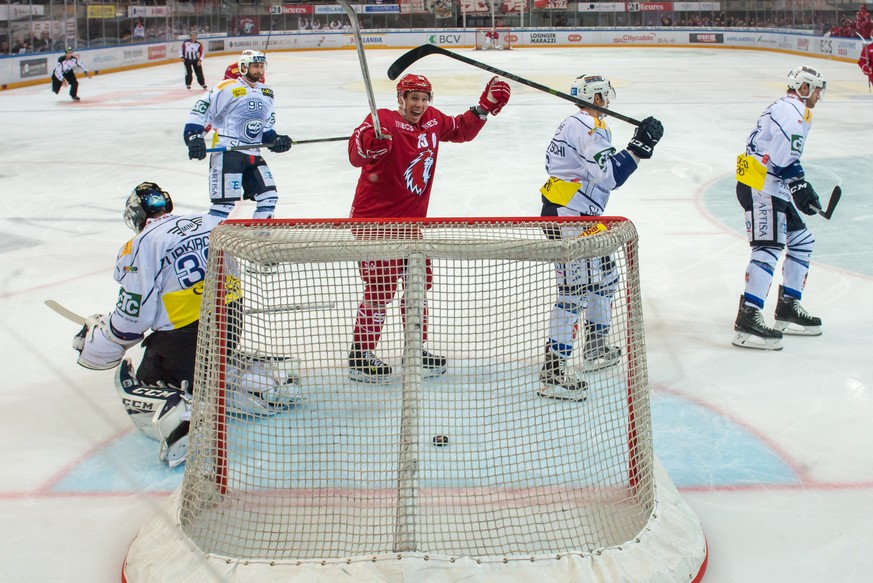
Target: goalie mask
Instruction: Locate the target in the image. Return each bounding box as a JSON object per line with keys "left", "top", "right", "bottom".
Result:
{"left": 124, "top": 182, "right": 173, "bottom": 233}
{"left": 570, "top": 74, "right": 616, "bottom": 106}
{"left": 787, "top": 65, "right": 827, "bottom": 100}
{"left": 239, "top": 50, "right": 266, "bottom": 75}
{"left": 396, "top": 74, "right": 433, "bottom": 103}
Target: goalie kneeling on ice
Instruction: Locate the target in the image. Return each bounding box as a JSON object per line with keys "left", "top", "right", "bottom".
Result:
{"left": 226, "top": 354, "right": 304, "bottom": 416}
{"left": 114, "top": 358, "right": 192, "bottom": 468}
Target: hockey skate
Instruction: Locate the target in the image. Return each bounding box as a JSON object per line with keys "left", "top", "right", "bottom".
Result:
{"left": 583, "top": 328, "right": 622, "bottom": 371}
{"left": 422, "top": 349, "right": 448, "bottom": 377}
{"left": 732, "top": 296, "right": 783, "bottom": 350}
{"left": 537, "top": 351, "right": 588, "bottom": 402}
{"left": 349, "top": 345, "right": 393, "bottom": 384}
{"left": 774, "top": 286, "right": 822, "bottom": 336}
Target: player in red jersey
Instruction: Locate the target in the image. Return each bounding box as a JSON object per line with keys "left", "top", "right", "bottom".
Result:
{"left": 859, "top": 41, "right": 873, "bottom": 88}
{"left": 346, "top": 73, "right": 511, "bottom": 383}
{"left": 223, "top": 50, "right": 266, "bottom": 82}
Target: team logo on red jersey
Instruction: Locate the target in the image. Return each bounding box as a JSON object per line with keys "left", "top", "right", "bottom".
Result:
{"left": 403, "top": 149, "right": 434, "bottom": 196}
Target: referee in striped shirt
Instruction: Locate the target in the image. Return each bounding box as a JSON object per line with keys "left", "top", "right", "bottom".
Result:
{"left": 179, "top": 31, "right": 206, "bottom": 90}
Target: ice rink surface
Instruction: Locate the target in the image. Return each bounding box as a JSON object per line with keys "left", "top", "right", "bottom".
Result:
{"left": 1, "top": 45, "right": 872, "bottom": 581}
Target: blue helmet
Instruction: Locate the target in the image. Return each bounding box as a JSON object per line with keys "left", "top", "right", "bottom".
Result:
{"left": 124, "top": 182, "right": 173, "bottom": 232}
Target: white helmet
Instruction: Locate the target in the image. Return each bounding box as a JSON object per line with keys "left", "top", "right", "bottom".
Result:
{"left": 239, "top": 50, "right": 266, "bottom": 75}
{"left": 787, "top": 65, "right": 826, "bottom": 99}
{"left": 570, "top": 74, "right": 616, "bottom": 105}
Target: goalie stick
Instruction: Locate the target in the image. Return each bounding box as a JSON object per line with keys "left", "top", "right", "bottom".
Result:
{"left": 45, "top": 300, "right": 86, "bottom": 325}
{"left": 812, "top": 186, "right": 841, "bottom": 220}
{"left": 337, "top": 0, "right": 385, "bottom": 138}
{"left": 205, "top": 136, "right": 350, "bottom": 153}
{"left": 387, "top": 45, "right": 643, "bottom": 127}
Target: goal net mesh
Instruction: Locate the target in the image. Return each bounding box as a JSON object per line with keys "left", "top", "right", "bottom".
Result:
{"left": 180, "top": 217, "right": 653, "bottom": 563}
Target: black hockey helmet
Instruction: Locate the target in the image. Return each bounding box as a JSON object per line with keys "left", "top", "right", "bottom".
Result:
{"left": 124, "top": 181, "right": 173, "bottom": 233}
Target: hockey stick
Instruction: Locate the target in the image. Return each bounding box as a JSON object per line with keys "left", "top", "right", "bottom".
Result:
{"left": 45, "top": 300, "right": 86, "bottom": 325}
{"left": 812, "top": 186, "right": 841, "bottom": 220}
{"left": 206, "top": 136, "right": 350, "bottom": 152}
{"left": 243, "top": 302, "right": 337, "bottom": 316}
{"left": 337, "top": 0, "right": 385, "bottom": 138}
{"left": 387, "top": 45, "right": 643, "bottom": 127}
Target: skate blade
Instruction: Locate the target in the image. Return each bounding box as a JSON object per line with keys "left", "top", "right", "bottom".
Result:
{"left": 536, "top": 384, "right": 588, "bottom": 402}
{"left": 583, "top": 355, "right": 622, "bottom": 372}
{"left": 423, "top": 365, "right": 448, "bottom": 378}
{"left": 349, "top": 370, "right": 393, "bottom": 384}
{"left": 732, "top": 332, "right": 783, "bottom": 351}
{"left": 774, "top": 321, "right": 822, "bottom": 336}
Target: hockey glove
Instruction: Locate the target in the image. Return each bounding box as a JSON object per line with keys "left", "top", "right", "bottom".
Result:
{"left": 788, "top": 178, "right": 821, "bottom": 215}
{"left": 627, "top": 116, "right": 664, "bottom": 159}
{"left": 73, "top": 315, "right": 142, "bottom": 370}
{"left": 268, "top": 134, "right": 292, "bottom": 153}
{"left": 185, "top": 133, "right": 207, "bottom": 160}
{"left": 357, "top": 126, "right": 393, "bottom": 160}
{"left": 478, "top": 76, "right": 511, "bottom": 116}
{"left": 863, "top": 65, "right": 873, "bottom": 76}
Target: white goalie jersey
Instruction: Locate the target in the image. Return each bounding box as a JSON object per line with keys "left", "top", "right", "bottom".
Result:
{"left": 541, "top": 110, "right": 638, "bottom": 215}
{"left": 109, "top": 212, "right": 223, "bottom": 339}
{"left": 187, "top": 78, "right": 277, "bottom": 152}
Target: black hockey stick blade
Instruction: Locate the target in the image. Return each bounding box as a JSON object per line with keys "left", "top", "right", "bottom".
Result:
{"left": 387, "top": 44, "right": 643, "bottom": 127}
{"left": 814, "top": 186, "right": 841, "bottom": 220}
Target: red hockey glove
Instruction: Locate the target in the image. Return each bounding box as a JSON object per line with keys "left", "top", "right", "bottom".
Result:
{"left": 358, "top": 126, "right": 392, "bottom": 160}
{"left": 478, "top": 76, "right": 511, "bottom": 116}
{"left": 863, "top": 64, "right": 873, "bottom": 75}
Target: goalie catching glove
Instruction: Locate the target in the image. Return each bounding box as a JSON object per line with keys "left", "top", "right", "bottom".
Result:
{"left": 73, "top": 314, "right": 143, "bottom": 370}
{"left": 787, "top": 178, "right": 821, "bottom": 215}
{"left": 477, "top": 76, "right": 511, "bottom": 116}
{"left": 627, "top": 116, "right": 664, "bottom": 159}
{"left": 356, "top": 126, "right": 393, "bottom": 160}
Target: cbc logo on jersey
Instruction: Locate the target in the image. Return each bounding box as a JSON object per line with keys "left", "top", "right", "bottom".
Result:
{"left": 245, "top": 120, "right": 263, "bottom": 140}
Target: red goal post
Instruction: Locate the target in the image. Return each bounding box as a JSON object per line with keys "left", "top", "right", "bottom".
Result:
{"left": 121, "top": 217, "right": 707, "bottom": 583}
{"left": 475, "top": 27, "right": 513, "bottom": 50}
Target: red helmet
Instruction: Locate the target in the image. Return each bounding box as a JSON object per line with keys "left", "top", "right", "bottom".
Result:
{"left": 396, "top": 74, "right": 433, "bottom": 100}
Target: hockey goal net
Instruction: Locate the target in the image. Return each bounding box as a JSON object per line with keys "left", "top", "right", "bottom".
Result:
{"left": 122, "top": 217, "right": 707, "bottom": 582}
{"left": 475, "top": 27, "right": 512, "bottom": 50}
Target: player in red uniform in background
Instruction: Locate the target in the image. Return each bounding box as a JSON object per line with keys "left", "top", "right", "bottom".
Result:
{"left": 345, "top": 73, "right": 511, "bottom": 382}
{"left": 859, "top": 41, "right": 873, "bottom": 88}
{"left": 224, "top": 49, "right": 266, "bottom": 82}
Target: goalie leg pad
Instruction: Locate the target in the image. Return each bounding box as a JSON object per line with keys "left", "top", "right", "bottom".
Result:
{"left": 226, "top": 354, "right": 304, "bottom": 415}
{"left": 154, "top": 395, "right": 191, "bottom": 469}
{"left": 114, "top": 358, "right": 185, "bottom": 441}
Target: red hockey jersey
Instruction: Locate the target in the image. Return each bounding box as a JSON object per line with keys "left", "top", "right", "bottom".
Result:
{"left": 348, "top": 107, "right": 486, "bottom": 218}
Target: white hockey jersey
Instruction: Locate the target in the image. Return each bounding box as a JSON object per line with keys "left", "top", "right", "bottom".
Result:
{"left": 53, "top": 55, "right": 88, "bottom": 80}
{"left": 541, "top": 111, "right": 637, "bottom": 215}
{"left": 742, "top": 94, "right": 812, "bottom": 200}
{"left": 109, "top": 212, "right": 223, "bottom": 339}
{"left": 187, "top": 77, "right": 277, "bottom": 153}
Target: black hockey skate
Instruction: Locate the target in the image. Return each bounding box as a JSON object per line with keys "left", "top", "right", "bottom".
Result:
{"left": 422, "top": 349, "right": 448, "bottom": 377}
{"left": 774, "top": 286, "right": 822, "bottom": 336}
{"left": 349, "top": 345, "right": 393, "bottom": 384}
{"left": 583, "top": 326, "right": 622, "bottom": 371}
{"left": 537, "top": 351, "right": 588, "bottom": 401}
{"left": 732, "top": 296, "right": 783, "bottom": 350}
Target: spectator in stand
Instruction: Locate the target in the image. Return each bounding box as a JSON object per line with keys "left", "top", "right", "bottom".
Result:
{"left": 856, "top": 5, "right": 872, "bottom": 38}
{"left": 0, "top": 40, "right": 9, "bottom": 54}
{"left": 133, "top": 18, "right": 146, "bottom": 41}
{"left": 37, "top": 31, "right": 52, "bottom": 52}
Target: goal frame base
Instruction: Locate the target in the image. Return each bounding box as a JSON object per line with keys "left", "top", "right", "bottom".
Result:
{"left": 121, "top": 459, "right": 707, "bottom": 582}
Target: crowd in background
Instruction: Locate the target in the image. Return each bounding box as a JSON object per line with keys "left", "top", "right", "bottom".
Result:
{"left": 1, "top": 2, "right": 871, "bottom": 55}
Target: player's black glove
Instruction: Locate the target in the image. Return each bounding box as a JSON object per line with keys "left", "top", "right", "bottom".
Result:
{"left": 185, "top": 133, "right": 206, "bottom": 160}
{"left": 788, "top": 178, "right": 821, "bottom": 215}
{"left": 268, "top": 134, "right": 292, "bottom": 153}
{"left": 627, "top": 116, "right": 664, "bottom": 160}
